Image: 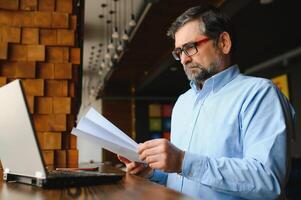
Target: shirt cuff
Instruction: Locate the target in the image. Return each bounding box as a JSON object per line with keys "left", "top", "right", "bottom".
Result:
{"left": 148, "top": 169, "right": 168, "bottom": 185}
{"left": 182, "top": 151, "right": 208, "bottom": 181}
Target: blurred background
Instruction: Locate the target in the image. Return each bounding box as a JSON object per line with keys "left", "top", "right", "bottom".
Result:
{"left": 0, "top": 0, "right": 300, "bottom": 198}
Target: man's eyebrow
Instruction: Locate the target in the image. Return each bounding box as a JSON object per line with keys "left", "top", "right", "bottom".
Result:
{"left": 175, "top": 41, "right": 194, "bottom": 49}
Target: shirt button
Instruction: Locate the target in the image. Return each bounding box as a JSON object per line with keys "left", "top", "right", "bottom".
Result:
{"left": 189, "top": 172, "right": 193, "bottom": 177}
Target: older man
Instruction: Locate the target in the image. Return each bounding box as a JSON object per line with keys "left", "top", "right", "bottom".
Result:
{"left": 119, "top": 5, "right": 294, "bottom": 200}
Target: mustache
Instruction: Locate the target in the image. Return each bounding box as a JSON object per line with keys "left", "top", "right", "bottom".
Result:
{"left": 184, "top": 62, "right": 203, "bottom": 69}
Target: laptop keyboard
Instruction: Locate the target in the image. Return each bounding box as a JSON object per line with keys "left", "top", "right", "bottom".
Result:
{"left": 48, "top": 170, "right": 120, "bottom": 178}
{"left": 48, "top": 170, "right": 106, "bottom": 178}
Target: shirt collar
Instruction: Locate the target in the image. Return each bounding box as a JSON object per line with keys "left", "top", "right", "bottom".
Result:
{"left": 190, "top": 64, "right": 240, "bottom": 94}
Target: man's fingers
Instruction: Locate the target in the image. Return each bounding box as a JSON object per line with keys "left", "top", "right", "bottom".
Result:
{"left": 138, "top": 139, "right": 166, "bottom": 154}
{"left": 130, "top": 165, "right": 145, "bottom": 174}
{"left": 139, "top": 146, "right": 164, "bottom": 161}
{"left": 117, "top": 155, "right": 131, "bottom": 164}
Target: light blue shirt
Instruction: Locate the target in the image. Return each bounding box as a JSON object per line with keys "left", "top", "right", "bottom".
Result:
{"left": 149, "top": 65, "right": 295, "bottom": 200}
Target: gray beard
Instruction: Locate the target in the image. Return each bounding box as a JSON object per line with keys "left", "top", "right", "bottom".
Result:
{"left": 184, "top": 61, "right": 219, "bottom": 85}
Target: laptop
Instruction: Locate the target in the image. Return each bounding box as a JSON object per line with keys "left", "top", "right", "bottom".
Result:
{"left": 0, "top": 80, "right": 123, "bottom": 188}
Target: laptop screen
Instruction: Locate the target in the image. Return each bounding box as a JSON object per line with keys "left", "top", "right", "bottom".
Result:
{"left": 0, "top": 80, "right": 47, "bottom": 179}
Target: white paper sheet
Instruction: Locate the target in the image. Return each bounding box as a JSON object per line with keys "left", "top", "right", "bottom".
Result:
{"left": 72, "top": 128, "right": 141, "bottom": 162}
{"left": 72, "top": 107, "right": 142, "bottom": 162}
{"left": 84, "top": 107, "right": 137, "bottom": 147}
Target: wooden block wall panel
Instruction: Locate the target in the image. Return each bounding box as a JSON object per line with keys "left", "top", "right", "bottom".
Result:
{"left": 45, "top": 80, "right": 68, "bottom": 96}
{"left": 0, "top": 62, "right": 15, "bottom": 77}
{"left": 52, "top": 12, "right": 69, "bottom": 28}
{"left": 0, "top": 77, "right": 7, "bottom": 87}
{"left": 70, "top": 48, "right": 80, "bottom": 64}
{"left": 40, "top": 29, "right": 57, "bottom": 45}
{"left": 53, "top": 97, "right": 71, "bottom": 114}
{"left": 61, "top": 133, "right": 69, "bottom": 149}
{"left": 69, "top": 134, "right": 77, "bottom": 149}
{"left": 66, "top": 114, "right": 75, "bottom": 132}
{"left": 70, "top": 15, "right": 77, "bottom": 30}
{"left": 1, "top": 27, "right": 21, "bottom": 43}
{"left": 37, "top": 63, "right": 54, "bottom": 79}
{"left": 0, "top": 0, "right": 19, "bottom": 10}
{"left": 22, "top": 79, "right": 44, "bottom": 96}
{"left": 61, "top": 133, "right": 76, "bottom": 149}
{"left": 67, "top": 149, "right": 78, "bottom": 167}
{"left": 33, "top": 11, "right": 52, "bottom": 28}
{"left": 15, "top": 61, "right": 36, "bottom": 78}
{"left": 38, "top": 0, "right": 55, "bottom": 11}
{"left": 12, "top": 11, "right": 33, "bottom": 27}
{"left": 0, "top": 11, "right": 12, "bottom": 26}
{"left": 9, "top": 44, "right": 27, "bottom": 61}
{"left": 57, "top": 30, "right": 74, "bottom": 46}
{"left": 54, "top": 63, "right": 72, "bottom": 79}
{"left": 72, "top": 65, "right": 79, "bottom": 82}
{"left": 56, "top": 0, "right": 73, "bottom": 14}
{"left": 0, "top": 42, "right": 7, "bottom": 59}
{"left": 46, "top": 47, "right": 69, "bottom": 63}
{"left": 68, "top": 81, "right": 75, "bottom": 97}
{"left": 37, "top": 132, "right": 62, "bottom": 149}
{"left": 22, "top": 28, "right": 39, "bottom": 44}
{"left": 20, "top": 0, "right": 38, "bottom": 11}
{"left": 28, "top": 45, "right": 45, "bottom": 61}
{"left": 36, "top": 97, "right": 52, "bottom": 114}
{"left": 54, "top": 150, "right": 66, "bottom": 168}
{"left": 42, "top": 150, "right": 54, "bottom": 165}
{"left": 33, "top": 114, "right": 66, "bottom": 131}
{"left": 25, "top": 95, "right": 34, "bottom": 113}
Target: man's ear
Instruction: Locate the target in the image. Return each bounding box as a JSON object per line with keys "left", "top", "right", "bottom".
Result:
{"left": 218, "top": 32, "right": 232, "bottom": 55}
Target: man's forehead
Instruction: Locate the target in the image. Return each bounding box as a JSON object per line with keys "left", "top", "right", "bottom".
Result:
{"left": 174, "top": 20, "right": 205, "bottom": 47}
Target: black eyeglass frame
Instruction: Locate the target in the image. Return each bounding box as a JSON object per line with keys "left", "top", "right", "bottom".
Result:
{"left": 172, "top": 37, "right": 211, "bottom": 61}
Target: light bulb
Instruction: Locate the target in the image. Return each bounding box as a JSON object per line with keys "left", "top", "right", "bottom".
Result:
{"left": 113, "top": 53, "right": 119, "bottom": 60}
{"left": 129, "top": 14, "right": 136, "bottom": 27}
{"left": 117, "top": 42, "right": 124, "bottom": 51}
{"left": 109, "top": 60, "right": 114, "bottom": 67}
{"left": 105, "top": 49, "right": 111, "bottom": 59}
{"left": 100, "top": 59, "right": 106, "bottom": 68}
{"left": 122, "top": 30, "right": 129, "bottom": 41}
{"left": 108, "top": 38, "right": 115, "bottom": 49}
{"left": 112, "top": 27, "right": 119, "bottom": 39}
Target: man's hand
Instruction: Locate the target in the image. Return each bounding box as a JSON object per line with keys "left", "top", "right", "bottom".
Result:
{"left": 137, "top": 139, "right": 184, "bottom": 173}
{"left": 117, "top": 155, "right": 153, "bottom": 178}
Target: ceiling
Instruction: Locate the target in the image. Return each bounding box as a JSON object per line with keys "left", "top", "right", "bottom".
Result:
{"left": 84, "top": 0, "right": 301, "bottom": 100}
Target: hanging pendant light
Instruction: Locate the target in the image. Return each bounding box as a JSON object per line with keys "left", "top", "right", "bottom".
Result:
{"left": 105, "top": 49, "right": 111, "bottom": 59}
{"left": 112, "top": 27, "right": 119, "bottom": 39}
{"left": 122, "top": 30, "right": 129, "bottom": 41}
{"left": 113, "top": 53, "right": 119, "bottom": 60}
{"left": 117, "top": 41, "right": 124, "bottom": 51}
{"left": 100, "top": 59, "right": 106, "bottom": 69}
{"left": 108, "top": 38, "right": 115, "bottom": 49}
{"left": 112, "top": 0, "right": 119, "bottom": 39}
{"left": 109, "top": 60, "right": 114, "bottom": 68}
{"left": 128, "top": 0, "right": 136, "bottom": 27}
{"left": 129, "top": 14, "right": 136, "bottom": 27}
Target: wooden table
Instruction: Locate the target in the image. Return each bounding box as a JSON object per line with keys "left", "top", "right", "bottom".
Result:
{"left": 0, "top": 165, "right": 193, "bottom": 200}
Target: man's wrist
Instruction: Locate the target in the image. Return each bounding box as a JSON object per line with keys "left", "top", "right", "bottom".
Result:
{"left": 177, "top": 150, "right": 185, "bottom": 174}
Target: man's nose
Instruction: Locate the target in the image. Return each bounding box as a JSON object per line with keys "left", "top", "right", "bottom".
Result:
{"left": 180, "top": 53, "right": 192, "bottom": 65}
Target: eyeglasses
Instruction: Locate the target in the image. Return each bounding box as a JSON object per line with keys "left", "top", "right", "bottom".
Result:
{"left": 172, "top": 37, "right": 211, "bottom": 61}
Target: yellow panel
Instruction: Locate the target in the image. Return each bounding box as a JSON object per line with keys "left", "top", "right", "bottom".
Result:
{"left": 149, "top": 104, "right": 161, "bottom": 117}
{"left": 271, "top": 74, "right": 289, "bottom": 100}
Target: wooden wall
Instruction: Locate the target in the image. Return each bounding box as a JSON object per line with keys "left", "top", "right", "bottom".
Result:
{"left": 0, "top": 0, "right": 81, "bottom": 170}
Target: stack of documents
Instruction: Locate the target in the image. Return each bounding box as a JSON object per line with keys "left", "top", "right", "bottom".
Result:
{"left": 71, "top": 107, "right": 141, "bottom": 162}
